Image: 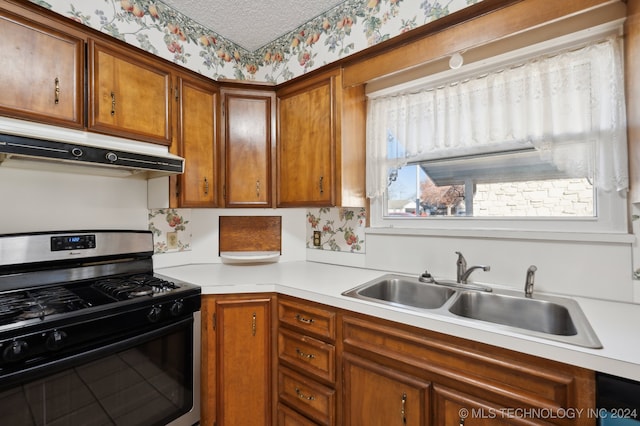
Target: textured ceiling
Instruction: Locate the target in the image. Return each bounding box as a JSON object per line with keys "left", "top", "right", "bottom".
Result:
{"left": 160, "top": 0, "right": 346, "bottom": 51}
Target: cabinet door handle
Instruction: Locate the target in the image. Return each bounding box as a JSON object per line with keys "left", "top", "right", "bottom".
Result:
{"left": 401, "top": 392, "right": 407, "bottom": 424}
{"left": 251, "top": 312, "right": 256, "bottom": 336}
{"left": 295, "top": 348, "right": 316, "bottom": 360}
{"left": 54, "top": 77, "right": 60, "bottom": 104}
{"left": 459, "top": 417, "right": 465, "bottom": 426}
{"left": 256, "top": 180, "right": 260, "bottom": 198}
{"left": 295, "top": 314, "right": 314, "bottom": 324}
{"left": 319, "top": 176, "right": 324, "bottom": 194}
{"left": 203, "top": 177, "right": 209, "bottom": 195}
{"left": 295, "top": 387, "right": 315, "bottom": 401}
{"left": 110, "top": 91, "right": 116, "bottom": 116}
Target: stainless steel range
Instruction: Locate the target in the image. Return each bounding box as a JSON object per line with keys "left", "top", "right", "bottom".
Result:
{"left": 0, "top": 230, "right": 200, "bottom": 426}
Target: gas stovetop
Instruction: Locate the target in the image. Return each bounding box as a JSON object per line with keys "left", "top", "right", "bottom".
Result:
{"left": 0, "top": 273, "right": 188, "bottom": 327}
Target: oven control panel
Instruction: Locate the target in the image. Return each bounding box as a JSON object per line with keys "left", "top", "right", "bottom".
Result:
{"left": 51, "top": 234, "right": 96, "bottom": 251}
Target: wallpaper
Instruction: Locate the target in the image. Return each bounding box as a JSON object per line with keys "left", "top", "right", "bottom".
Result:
{"left": 306, "top": 207, "right": 367, "bottom": 253}
{"left": 29, "top": 0, "right": 481, "bottom": 84}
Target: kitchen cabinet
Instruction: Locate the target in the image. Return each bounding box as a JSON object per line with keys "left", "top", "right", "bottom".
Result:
{"left": 341, "top": 313, "right": 595, "bottom": 426}
{"left": 220, "top": 87, "right": 275, "bottom": 207}
{"left": 170, "top": 73, "right": 219, "bottom": 207}
{"left": 88, "top": 39, "right": 172, "bottom": 146}
{"left": 343, "top": 353, "right": 430, "bottom": 426}
{"left": 277, "top": 296, "right": 337, "bottom": 425}
{"left": 201, "top": 294, "right": 272, "bottom": 426}
{"left": 276, "top": 68, "right": 366, "bottom": 207}
{"left": 0, "top": 8, "right": 84, "bottom": 129}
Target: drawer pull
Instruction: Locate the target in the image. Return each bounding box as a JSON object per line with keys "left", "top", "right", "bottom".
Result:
{"left": 295, "top": 387, "right": 315, "bottom": 401}
{"left": 295, "top": 314, "right": 314, "bottom": 324}
{"left": 401, "top": 392, "right": 407, "bottom": 424}
{"left": 295, "top": 348, "right": 316, "bottom": 359}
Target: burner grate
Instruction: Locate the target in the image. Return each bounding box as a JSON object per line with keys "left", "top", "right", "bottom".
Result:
{"left": 0, "top": 287, "right": 91, "bottom": 323}
{"left": 93, "top": 275, "right": 177, "bottom": 300}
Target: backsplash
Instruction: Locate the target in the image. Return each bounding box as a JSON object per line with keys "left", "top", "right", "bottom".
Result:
{"left": 149, "top": 208, "right": 192, "bottom": 254}
{"left": 31, "top": 0, "right": 481, "bottom": 83}
{"left": 306, "top": 208, "right": 367, "bottom": 253}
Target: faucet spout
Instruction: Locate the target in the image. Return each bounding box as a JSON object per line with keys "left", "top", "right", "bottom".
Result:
{"left": 455, "top": 251, "right": 490, "bottom": 284}
{"left": 460, "top": 265, "right": 491, "bottom": 284}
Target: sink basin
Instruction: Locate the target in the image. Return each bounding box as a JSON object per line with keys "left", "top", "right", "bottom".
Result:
{"left": 449, "top": 291, "right": 576, "bottom": 335}
{"left": 342, "top": 273, "right": 602, "bottom": 349}
{"left": 448, "top": 291, "right": 602, "bottom": 348}
{"left": 342, "top": 274, "right": 455, "bottom": 310}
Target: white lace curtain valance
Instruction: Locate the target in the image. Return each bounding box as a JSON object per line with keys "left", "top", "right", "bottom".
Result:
{"left": 365, "top": 36, "right": 628, "bottom": 199}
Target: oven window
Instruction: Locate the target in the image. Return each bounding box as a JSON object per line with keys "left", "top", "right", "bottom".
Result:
{"left": 0, "top": 326, "right": 192, "bottom": 426}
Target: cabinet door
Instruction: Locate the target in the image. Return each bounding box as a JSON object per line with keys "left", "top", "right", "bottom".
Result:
{"left": 277, "top": 78, "right": 334, "bottom": 207}
{"left": 343, "top": 354, "right": 430, "bottom": 426}
{"left": 433, "top": 385, "right": 549, "bottom": 426}
{"left": 222, "top": 89, "right": 275, "bottom": 207}
{"left": 0, "top": 10, "right": 83, "bottom": 128}
{"left": 216, "top": 297, "right": 272, "bottom": 426}
{"left": 88, "top": 39, "right": 171, "bottom": 145}
{"left": 173, "top": 75, "right": 218, "bottom": 207}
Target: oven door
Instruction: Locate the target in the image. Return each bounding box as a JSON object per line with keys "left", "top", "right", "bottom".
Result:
{"left": 0, "top": 311, "right": 200, "bottom": 426}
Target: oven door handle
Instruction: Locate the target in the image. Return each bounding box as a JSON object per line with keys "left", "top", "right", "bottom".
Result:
{"left": 0, "top": 316, "right": 194, "bottom": 387}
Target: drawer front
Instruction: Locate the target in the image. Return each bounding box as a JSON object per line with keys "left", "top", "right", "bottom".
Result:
{"left": 279, "top": 367, "right": 335, "bottom": 426}
{"left": 277, "top": 402, "right": 321, "bottom": 426}
{"left": 278, "top": 298, "right": 336, "bottom": 341}
{"left": 278, "top": 328, "right": 336, "bottom": 383}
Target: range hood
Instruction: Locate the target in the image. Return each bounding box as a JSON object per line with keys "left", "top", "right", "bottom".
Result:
{"left": 0, "top": 117, "right": 184, "bottom": 178}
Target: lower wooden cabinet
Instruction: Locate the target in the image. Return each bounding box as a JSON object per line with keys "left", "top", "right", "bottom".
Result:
{"left": 201, "top": 294, "right": 272, "bottom": 426}
{"left": 342, "top": 353, "right": 431, "bottom": 426}
{"left": 201, "top": 294, "right": 595, "bottom": 426}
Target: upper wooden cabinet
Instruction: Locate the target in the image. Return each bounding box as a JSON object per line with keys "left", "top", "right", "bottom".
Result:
{"left": 276, "top": 68, "right": 366, "bottom": 208}
{"left": 88, "top": 39, "right": 172, "bottom": 146}
{"left": 0, "top": 8, "right": 84, "bottom": 128}
{"left": 170, "top": 73, "right": 219, "bottom": 208}
{"left": 221, "top": 87, "right": 275, "bottom": 207}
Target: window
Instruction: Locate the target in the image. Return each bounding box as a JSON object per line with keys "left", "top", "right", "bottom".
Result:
{"left": 366, "top": 31, "right": 628, "bottom": 233}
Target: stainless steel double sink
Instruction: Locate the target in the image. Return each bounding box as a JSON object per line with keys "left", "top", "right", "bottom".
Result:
{"left": 342, "top": 274, "right": 602, "bottom": 348}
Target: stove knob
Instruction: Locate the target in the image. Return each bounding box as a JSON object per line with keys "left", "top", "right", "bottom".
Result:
{"left": 3, "top": 340, "right": 28, "bottom": 362}
{"left": 170, "top": 300, "right": 184, "bottom": 317}
{"left": 105, "top": 152, "right": 118, "bottom": 162}
{"left": 45, "top": 330, "right": 68, "bottom": 351}
{"left": 147, "top": 305, "right": 162, "bottom": 323}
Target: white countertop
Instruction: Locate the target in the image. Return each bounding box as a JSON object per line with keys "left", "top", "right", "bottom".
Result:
{"left": 156, "top": 261, "right": 640, "bottom": 381}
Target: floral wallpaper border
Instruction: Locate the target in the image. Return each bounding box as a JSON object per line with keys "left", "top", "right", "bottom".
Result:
{"left": 307, "top": 208, "right": 367, "bottom": 253}
{"left": 30, "top": 0, "right": 482, "bottom": 84}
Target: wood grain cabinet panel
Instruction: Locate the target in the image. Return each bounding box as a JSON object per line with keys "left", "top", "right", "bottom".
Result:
{"left": 201, "top": 295, "right": 272, "bottom": 426}
{"left": 278, "top": 366, "right": 335, "bottom": 426}
{"left": 171, "top": 73, "right": 218, "bottom": 207}
{"left": 88, "top": 39, "right": 171, "bottom": 145}
{"left": 343, "top": 353, "right": 431, "bottom": 426}
{"left": 0, "top": 9, "right": 83, "bottom": 128}
{"left": 276, "top": 68, "right": 365, "bottom": 208}
{"left": 221, "top": 88, "right": 275, "bottom": 207}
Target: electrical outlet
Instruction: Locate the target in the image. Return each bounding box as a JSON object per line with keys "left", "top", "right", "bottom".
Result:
{"left": 313, "top": 231, "right": 321, "bottom": 247}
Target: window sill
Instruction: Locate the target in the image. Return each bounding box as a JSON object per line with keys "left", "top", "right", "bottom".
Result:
{"left": 365, "top": 226, "right": 635, "bottom": 244}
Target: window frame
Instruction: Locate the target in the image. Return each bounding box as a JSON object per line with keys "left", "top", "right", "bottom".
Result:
{"left": 366, "top": 23, "right": 630, "bottom": 239}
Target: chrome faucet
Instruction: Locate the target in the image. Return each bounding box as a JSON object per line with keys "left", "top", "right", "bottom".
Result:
{"left": 455, "top": 251, "right": 490, "bottom": 284}
{"left": 524, "top": 265, "right": 537, "bottom": 297}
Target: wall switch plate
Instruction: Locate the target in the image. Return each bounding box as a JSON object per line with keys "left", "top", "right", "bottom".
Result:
{"left": 313, "top": 231, "right": 321, "bottom": 247}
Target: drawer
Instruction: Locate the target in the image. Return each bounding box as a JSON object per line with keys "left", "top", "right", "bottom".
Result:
{"left": 278, "top": 328, "right": 336, "bottom": 383}
{"left": 279, "top": 366, "right": 335, "bottom": 426}
{"left": 277, "top": 402, "right": 321, "bottom": 426}
{"left": 278, "top": 298, "right": 336, "bottom": 341}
